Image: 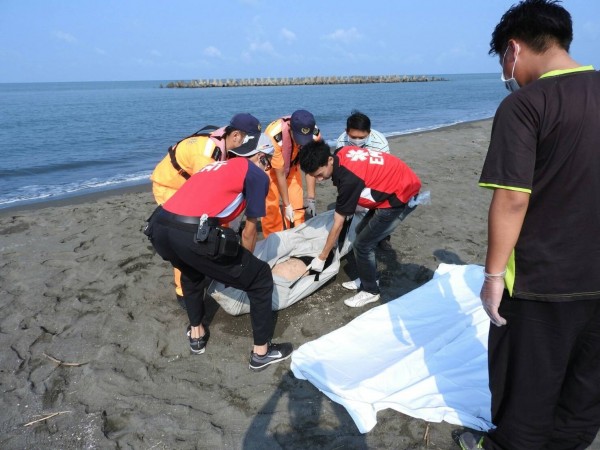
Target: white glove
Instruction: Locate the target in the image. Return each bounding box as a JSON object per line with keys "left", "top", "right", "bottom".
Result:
{"left": 306, "top": 198, "right": 316, "bottom": 217}
{"left": 480, "top": 275, "right": 507, "bottom": 327}
{"left": 284, "top": 204, "right": 294, "bottom": 222}
{"left": 309, "top": 256, "right": 326, "bottom": 273}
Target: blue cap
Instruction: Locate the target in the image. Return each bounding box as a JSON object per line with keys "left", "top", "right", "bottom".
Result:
{"left": 290, "top": 110, "right": 316, "bottom": 145}
{"left": 229, "top": 113, "right": 261, "bottom": 134}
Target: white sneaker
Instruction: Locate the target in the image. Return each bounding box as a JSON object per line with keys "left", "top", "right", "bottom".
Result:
{"left": 344, "top": 291, "right": 380, "bottom": 308}
{"left": 341, "top": 278, "right": 361, "bottom": 290}
{"left": 341, "top": 278, "right": 379, "bottom": 290}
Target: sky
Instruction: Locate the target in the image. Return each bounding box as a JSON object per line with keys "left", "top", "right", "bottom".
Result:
{"left": 1, "top": 0, "right": 599, "bottom": 83}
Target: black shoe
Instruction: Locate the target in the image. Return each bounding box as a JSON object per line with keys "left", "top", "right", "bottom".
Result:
{"left": 456, "top": 431, "right": 485, "bottom": 449}
{"left": 377, "top": 238, "right": 393, "bottom": 251}
{"left": 186, "top": 325, "right": 209, "bottom": 354}
{"left": 249, "top": 342, "right": 293, "bottom": 371}
{"left": 176, "top": 294, "right": 186, "bottom": 310}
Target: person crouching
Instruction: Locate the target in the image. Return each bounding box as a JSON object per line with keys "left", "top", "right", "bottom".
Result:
{"left": 144, "top": 134, "right": 293, "bottom": 371}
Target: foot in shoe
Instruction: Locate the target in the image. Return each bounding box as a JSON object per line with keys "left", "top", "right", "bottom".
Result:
{"left": 457, "top": 431, "right": 485, "bottom": 449}
{"left": 249, "top": 342, "right": 293, "bottom": 371}
{"left": 187, "top": 325, "right": 209, "bottom": 354}
{"left": 343, "top": 290, "right": 380, "bottom": 308}
{"left": 341, "top": 278, "right": 379, "bottom": 291}
{"left": 377, "top": 239, "right": 393, "bottom": 251}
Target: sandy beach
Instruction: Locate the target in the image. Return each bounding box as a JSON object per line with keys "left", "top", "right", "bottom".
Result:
{"left": 1, "top": 119, "right": 596, "bottom": 449}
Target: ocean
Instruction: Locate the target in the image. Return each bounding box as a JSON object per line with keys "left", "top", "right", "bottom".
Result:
{"left": 0, "top": 73, "right": 506, "bottom": 210}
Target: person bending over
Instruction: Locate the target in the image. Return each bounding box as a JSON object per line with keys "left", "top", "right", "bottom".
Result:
{"left": 298, "top": 140, "right": 421, "bottom": 308}
{"left": 145, "top": 136, "right": 293, "bottom": 371}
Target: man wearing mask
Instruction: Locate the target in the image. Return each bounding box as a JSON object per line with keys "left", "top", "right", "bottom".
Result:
{"left": 262, "top": 110, "right": 321, "bottom": 236}
{"left": 335, "top": 110, "right": 390, "bottom": 154}
{"left": 336, "top": 110, "right": 394, "bottom": 258}
{"left": 459, "top": 0, "right": 600, "bottom": 448}
{"left": 144, "top": 135, "right": 293, "bottom": 371}
{"left": 150, "top": 113, "right": 261, "bottom": 307}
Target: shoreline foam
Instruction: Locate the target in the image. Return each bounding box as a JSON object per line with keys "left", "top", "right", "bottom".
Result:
{"left": 0, "top": 118, "right": 492, "bottom": 215}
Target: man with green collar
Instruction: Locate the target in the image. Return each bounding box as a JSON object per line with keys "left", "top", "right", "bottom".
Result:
{"left": 459, "top": 1, "right": 600, "bottom": 449}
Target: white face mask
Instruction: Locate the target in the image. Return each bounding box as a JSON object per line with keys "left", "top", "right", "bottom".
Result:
{"left": 348, "top": 137, "right": 368, "bottom": 147}
{"left": 500, "top": 44, "right": 520, "bottom": 92}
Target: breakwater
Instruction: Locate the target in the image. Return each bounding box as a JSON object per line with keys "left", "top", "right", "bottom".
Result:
{"left": 162, "top": 74, "right": 446, "bottom": 88}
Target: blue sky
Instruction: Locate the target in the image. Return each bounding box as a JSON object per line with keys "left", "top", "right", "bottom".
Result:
{"left": 1, "top": 0, "right": 599, "bottom": 83}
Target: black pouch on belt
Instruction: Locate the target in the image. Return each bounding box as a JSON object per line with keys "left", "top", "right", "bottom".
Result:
{"left": 218, "top": 227, "right": 240, "bottom": 257}
{"left": 194, "top": 217, "right": 219, "bottom": 243}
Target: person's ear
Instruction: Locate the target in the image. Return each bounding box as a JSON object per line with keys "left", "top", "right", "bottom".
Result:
{"left": 507, "top": 39, "right": 520, "bottom": 60}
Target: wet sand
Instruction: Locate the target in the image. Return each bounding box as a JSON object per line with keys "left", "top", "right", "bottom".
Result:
{"left": 2, "top": 119, "right": 594, "bottom": 449}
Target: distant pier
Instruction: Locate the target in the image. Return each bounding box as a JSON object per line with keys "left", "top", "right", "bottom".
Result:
{"left": 161, "top": 75, "right": 446, "bottom": 89}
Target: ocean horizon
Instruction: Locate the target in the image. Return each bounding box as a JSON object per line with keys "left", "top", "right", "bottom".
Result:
{"left": 0, "top": 73, "right": 506, "bottom": 210}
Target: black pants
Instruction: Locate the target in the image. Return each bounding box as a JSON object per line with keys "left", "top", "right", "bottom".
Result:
{"left": 148, "top": 214, "right": 273, "bottom": 346}
{"left": 485, "top": 294, "right": 600, "bottom": 450}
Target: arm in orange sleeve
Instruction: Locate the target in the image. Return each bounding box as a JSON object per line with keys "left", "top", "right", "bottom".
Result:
{"left": 269, "top": 141, "right": 290, "bottom": 205}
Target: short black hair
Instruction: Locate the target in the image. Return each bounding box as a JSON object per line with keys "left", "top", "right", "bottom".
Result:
{"left": 346, "top": 110, "right": 371, "bottom": 132}
{"left": 490, "top": 0, "right": 572, "bottom": 56}
{"left": 299, "top": 140, "right": 331, "bottom": 174}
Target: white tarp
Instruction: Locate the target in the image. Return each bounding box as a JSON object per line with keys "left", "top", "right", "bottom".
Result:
{"left": 290, "top": 263, "right": 493, "bottom": 433}
{"left": 207, "top": 210, "right": 364, "bottom": 316}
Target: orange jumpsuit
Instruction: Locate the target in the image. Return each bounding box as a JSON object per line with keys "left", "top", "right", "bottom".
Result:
{"left": 262, "top": 117, "right": 321, "bottom": 237}
{"left": 150, "top": 130, "right": 227, "bottom": 296}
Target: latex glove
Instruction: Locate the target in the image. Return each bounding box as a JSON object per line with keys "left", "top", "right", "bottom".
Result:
{"left": 306, "top": 198, "right": 317, "bottom": 217}
{"left": 284, "top": 203, "right": 294, "bottom": 223}
{"left": 480, "top": 277, "right": 507, "bottom": 326}
{"left": 309, "top": 256, "right": 326, "bottom": 273}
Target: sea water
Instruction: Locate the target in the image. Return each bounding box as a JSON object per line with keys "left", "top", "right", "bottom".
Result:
{"left": 0, "top": 73, "right": 506, "bottom": 209}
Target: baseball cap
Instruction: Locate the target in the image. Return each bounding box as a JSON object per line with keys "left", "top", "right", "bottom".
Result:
{"left": 228, "top": 133, "right": 274, "bottom": 157}
{"left": 229, "top": 113, "right": 261, "bottom": 135}
{"left": 290, "top": 110, "right": 316, "bottom": 146}
{"left": 228, "top": 113, "right": 262, "bottom": 155}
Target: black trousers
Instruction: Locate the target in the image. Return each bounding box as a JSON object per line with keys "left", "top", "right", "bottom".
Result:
{"left": 148, "top": 214, "right": 273, "bottom": 346}
{"left": 484, "top": 294, "right": 600, "bottom": 450}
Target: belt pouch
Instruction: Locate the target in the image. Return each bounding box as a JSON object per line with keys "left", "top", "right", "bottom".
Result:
{"left": 205, "top": 227, "right": 220, "bottom": 256}
{"left": 218, "top": 227, "right": 240, "bottom": 257}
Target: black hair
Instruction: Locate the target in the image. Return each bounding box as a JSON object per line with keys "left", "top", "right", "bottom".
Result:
{"left": 223, "top": 125, "right": 237, "bottom": 137}
{"left": 346, "top": 110, "right": 371, "bottom": 132}
{"left": 299, "top": 140, "right": 332, "bottom": 174}
{"left": 490, "top": 0, "right": 572, "bottom": 56}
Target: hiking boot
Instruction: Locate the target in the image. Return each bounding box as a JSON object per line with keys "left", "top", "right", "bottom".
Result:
{"left": 341, "top": 278, "right": 379, "bottom": 290}
{"left": 344, "top": 290, "right": 380, "bottom": 308}
{"left": 249, "top": 342, "right": 293, "bottom": 371}
{"left": 457, "top": 431, "right": 485, "bottom": 449}
{"left": 186, "top": 325, "right": 209, "bottom": 354}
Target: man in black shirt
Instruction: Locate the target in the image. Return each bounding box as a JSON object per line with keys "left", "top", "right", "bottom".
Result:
{"left": 459, "top": 1, "right": 600, "bottom": 448}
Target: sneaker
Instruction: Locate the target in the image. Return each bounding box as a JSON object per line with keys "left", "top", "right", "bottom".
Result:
{"left": 344, "top": 290, "right": 380, "bottom": 308}
{"left": 186, "top": 325, "right": 209, "bottom": 354}
{"left": 457, "top": 431, "right": 485, "bottom": 449}
{"left": 377, "top": 239, "right": 393, "bottom": 251}
{"left": 341, "top": 278, "right": 379, "bottom": 290}
{"left": 249, "top": 342, "right": 293, "bottom": 371}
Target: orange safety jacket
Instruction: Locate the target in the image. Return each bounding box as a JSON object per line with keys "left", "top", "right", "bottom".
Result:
{"left": 150, "top": 126, "right": 228, "bottom": 191}
{"left": 265, "top": 117, "right": 321, "bottom": 177}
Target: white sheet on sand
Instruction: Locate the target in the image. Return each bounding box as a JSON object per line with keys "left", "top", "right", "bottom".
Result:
{"left": 290, "top": 263, "right": 493, "bottom": 434}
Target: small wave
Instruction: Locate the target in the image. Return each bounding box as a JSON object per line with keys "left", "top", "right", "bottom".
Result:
{"left": 0, "top": 171, "right": 151, "bottom": 208}
{"left": 0, "top": 159, "right": 119, "bottom": 179}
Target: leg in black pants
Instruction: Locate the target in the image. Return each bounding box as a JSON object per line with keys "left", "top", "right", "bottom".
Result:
{"left": 150, "top": 220, "right": 274, "bottom": 346}
{"left": 485, "top": 295, "right": 600, "bottom": 450}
